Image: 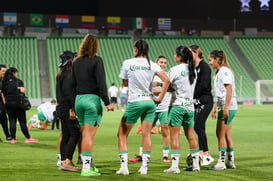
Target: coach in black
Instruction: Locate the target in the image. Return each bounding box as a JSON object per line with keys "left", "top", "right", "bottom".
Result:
{"left": 190, "top": 45, "right": 214, "bottom": 166}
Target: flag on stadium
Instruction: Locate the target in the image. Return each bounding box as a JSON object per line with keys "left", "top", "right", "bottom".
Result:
{"left": 132, "top": 17, "right": 146, "bottom": 29}
{"left": 81, "top": 16, "right": 95, "bottom": 28}
{"left": 30, "top": 14, "right": 43, "bottom": 26}
{"left": 55, "top": 15, "right": 69, "bottom": 27}
{"left": 3, "top": 12, "right": 17, "bottom": 25}
{"left": 107, "top": 16, "right": 121, "bottom": 29}
{"left": 158, "top": 18, "right": 171, "bottom": 30}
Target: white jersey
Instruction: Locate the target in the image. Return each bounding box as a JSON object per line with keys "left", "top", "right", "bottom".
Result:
{"left": 108, "top": 85, "right": 118, "bottom": 97}
{"left": 37, "top": 102, "right": 56, "bottom": 121}
{"left": 120, "top": 86, "right": 128, "bottom": 95}
{"left": 119, "top": 57, "right": 162, "bottom": 102}
{"left": 214, "top": 66, "right": 237, "bottom": 110}
{"left": 153, "top": 74, "right": 171, "bottom": 112}
{"left": 168, "top": 64, "right": 196, "bottom": 111}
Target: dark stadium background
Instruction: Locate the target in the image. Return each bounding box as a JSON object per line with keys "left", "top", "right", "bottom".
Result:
{"left": 1, "top": 0, "right": 273, "bottom": 32}
{"left": 1, "top": 0, "right": 273, "bottom": 18}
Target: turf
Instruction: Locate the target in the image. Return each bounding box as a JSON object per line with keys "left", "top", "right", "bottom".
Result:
{"left": 0, "top": 104, "right": 272, "bottom": 181}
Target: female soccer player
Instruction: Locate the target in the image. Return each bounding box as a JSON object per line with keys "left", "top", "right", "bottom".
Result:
{"left": 208, "top": 50, "right": 237, "bottom": 170}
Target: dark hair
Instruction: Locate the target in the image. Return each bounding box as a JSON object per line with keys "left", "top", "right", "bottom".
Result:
{"left": 175, "top": 46, "right": 196, "bottom": 85}
{"left": 209, "top": 50, "right": 230, "bottom": 68}
{"left": 4, "top": 67, "right": 18, "bottom": 81}
{"left": 134, "top": 39, "right": 150, "bottom": 66}
{"left": 156, "top": 55, "right": 167, "bottom": 63}
{"left": 2, "top": 67, "right": 18, "bottom": 92}
{"left": 0, "top": 64, "right": 7, "bottom": 70}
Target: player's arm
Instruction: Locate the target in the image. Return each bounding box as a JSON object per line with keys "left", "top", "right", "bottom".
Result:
{"left": 152, "top": 71, "right": 170, "bottom": 104}
{"left": 224, "top": 83, "right": 232, "bottom": 121}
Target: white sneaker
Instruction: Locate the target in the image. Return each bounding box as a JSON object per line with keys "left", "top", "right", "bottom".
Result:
{"left": 138, "top": 166, "right": 147, "bottom": 174}
{"left": 209, "top": 162, "right": 226, "bottom": 170}
{"left": 201, "top": 155, "right": 214, "bottom": 166}
{"left": 164, "top": 167, "right": 181, "bottom": 174}
{"left": 116, "top": 167, "right": 129, "bottom": 175}
{"left": 226, "top": 161, "right": 236, "bottom": 169}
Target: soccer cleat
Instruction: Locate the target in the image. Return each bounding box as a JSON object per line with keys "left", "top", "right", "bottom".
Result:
{"left": 138, "top": 166, "right": 148, "bottom": 174}
{"left": 59, "top": 163, "right": 81, "bottom": 171}
{"left": 5, "top": 137, "right": 12, "bottom": 142}
{"left": 91, "top": 166, "right": 99, "bottom": 173}
{"left": 116, "top": 167, "right": 129, "bottom": 175}
{"left": 11, "top": 139, "right": 18, "bottom": 143}
{"left": 183, "top": 165, "right": 200, "bottom": 172}
{"left": 129, "top": 155, "right": 142, "bottom": 162}
{"left": 208, "top": 162, "right": 226, "bottom": 170}
{"left": 25, "top": 138, "right": 38, "bottom": 143}
{"left": 164, "top": 167, "right": 181, "bottom": 174}
{"left": 81, "top": 168, "right": 101, "bottom": 176}
{"left": 77, "top": 155, "right": 83, "bottom": 164}
{"left": 226, "top": 161, "right": 236, "bottom": 169}
{"left": 163, "top": 156, "right": 170, "bottom": 163}
{"left": 201, "top": 155, "right": 214, "bottom": 166}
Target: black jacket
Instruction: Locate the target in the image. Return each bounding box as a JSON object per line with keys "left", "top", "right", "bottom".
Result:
{"left": 56, "top": 70, "right": 75, "bottom": 120}
{"left": 2, "top": 77, "right": 24, "bottom": 107}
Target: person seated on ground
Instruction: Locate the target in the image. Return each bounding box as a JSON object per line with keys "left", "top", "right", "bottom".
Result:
{"left": 28, "top": 114, "right": 40, "bottom": 130}
{"left": 37, "top": 99, "right": 57, "bottom": 130}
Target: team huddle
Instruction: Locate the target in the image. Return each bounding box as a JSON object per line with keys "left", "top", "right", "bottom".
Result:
{"left": 54, "top": 33, "right": 237, "bottom": 176}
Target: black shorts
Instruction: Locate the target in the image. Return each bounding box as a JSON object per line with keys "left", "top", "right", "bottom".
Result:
{"left": 110, "top": 97, "right": 117, "bottom": 104}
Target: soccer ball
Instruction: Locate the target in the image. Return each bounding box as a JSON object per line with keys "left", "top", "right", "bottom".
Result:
{"left": 186, "top": 153, "right": 193, "bottom": 166}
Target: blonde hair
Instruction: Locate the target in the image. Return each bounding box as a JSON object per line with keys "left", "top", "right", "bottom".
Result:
{"left": 189, "top": 45, "right": 204, "bottom": 59}
{"left": 77, "top": 33, "right": 98, "bottom": 58}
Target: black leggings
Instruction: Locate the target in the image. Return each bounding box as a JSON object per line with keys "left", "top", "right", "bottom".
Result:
{"left": 6, "top": 107, "right": 30, "bottom": 140}
{"left": 0, "top": 106, "right": 11, "bottom": 138}
{"left": 194, "top": 101, "right": 213, "bottom": 152}
{"left": 60, "top": 117, "right": 81, "bottom": 161}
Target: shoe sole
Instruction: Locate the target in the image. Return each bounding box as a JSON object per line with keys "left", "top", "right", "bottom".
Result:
{"left": 226, "top": 165, "right": 236, "bottom": 169}
{"left": 25, "top": 141, "right": 38, "bottom": 143}
{"left": 129, "top": 158, "right": 142, "bottom": 162}
{"left": 183, "top": 167, "right": 200, "bottom": 172}
{"left": 208, "top": 167, "right": 226, "bottom": 170}
{"left": 116, "top": 172, "right": 129, "bottom": 175}
{"left": 59, "top": 165, "right": 81, "bottom": 172}
{"left": 164, "top": 170, "right": 180, "bottom": 174}
{"left": 81, "top": 172, "right": 101, "bottom": 176}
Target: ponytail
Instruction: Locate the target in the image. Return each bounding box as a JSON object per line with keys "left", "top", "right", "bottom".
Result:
{"left": 175, "top": 46, "right": 196, "bottom": 85}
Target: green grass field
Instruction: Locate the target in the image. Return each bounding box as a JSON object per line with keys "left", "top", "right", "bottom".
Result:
{"left": 0, "top": 104, "right": 272, "bottom": 181}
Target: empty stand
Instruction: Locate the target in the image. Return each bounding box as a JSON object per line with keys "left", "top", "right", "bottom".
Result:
{"left": 46, "top": 36, "right": 132, "bottom": 98}
{"left": 0, "top": 37, "right": 41, "bottom": 98}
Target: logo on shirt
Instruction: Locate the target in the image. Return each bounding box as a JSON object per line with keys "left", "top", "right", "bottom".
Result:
{"left": 180, "top": 71, "right": 189, "bottom": 77}
{"left": 130, "top": 65, "right": 151, "bottom": 71}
